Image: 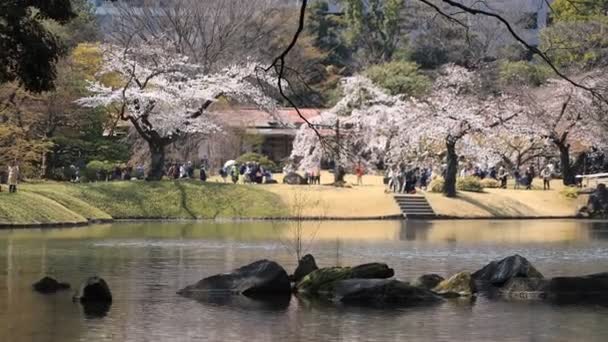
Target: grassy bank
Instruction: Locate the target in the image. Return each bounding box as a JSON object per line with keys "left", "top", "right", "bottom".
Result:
{"left": 1, "top": 181, "right": 287, "bottom": 226}
{"left": 0, "top": 172, "right": 587, "bottom": 226}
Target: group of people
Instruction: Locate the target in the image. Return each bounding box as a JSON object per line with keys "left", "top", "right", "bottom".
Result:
{"left": 167, "top": 161, "right": 208, "bottom": 181}
{"left": 1, "top": 162, "right": 20, "bottom": 193}
{"left": 466, "top": 164, "right": 554, "bottom": 191}
{"left": 304, "top": 166, "right": 321, "bottom": 185}
{"left": 219, "top": 162, "right": 274, "bottom": 184}
{"left": 386, "top": 165, "right": 431, "bottom": 194}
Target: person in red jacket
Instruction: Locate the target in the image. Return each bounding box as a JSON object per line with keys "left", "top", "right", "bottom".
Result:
{"left": 355, "top": 163, "right": 364, "bottom": 186}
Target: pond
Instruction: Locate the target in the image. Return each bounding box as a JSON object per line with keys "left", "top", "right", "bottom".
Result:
{"left": 1, "top": 220, "right": 608, "bottom": 342}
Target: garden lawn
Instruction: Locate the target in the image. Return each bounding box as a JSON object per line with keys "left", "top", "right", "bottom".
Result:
{"left": 7, "top": 181, "right": 287, "bottom": 225}
{"left": 0, "top": 191, "right": 87, "bottom": 225}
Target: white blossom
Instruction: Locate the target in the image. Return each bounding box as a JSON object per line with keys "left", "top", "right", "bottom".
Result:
{"left": 77, "top": 42, "right": 277, "bottom": 140}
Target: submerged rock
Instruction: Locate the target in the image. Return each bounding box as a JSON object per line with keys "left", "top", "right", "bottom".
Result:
{"left": 500, "top": 277, "right": 549, "bottom": 300}
{"left": 330, "top": 279, "right": 443, "bottom": 306}
{"left": 33, "top": 276, "right": 70, "bottom": 294}
{"left": 178, "top": 259, "right": 291, "bottom": 298}
{"left": 472, "top": 255, "right": 543, "bottom": 287}
{"left": 73, "top": 277, "right": 112, "bottom": 303}
{"left": 413, "top": 274, "right": 445, "bottom": 290}
{"left": 293, "top": 254, "right": 319, "bottom": 283}
{"left": 433, "top": 272, "right": 474, "bottom": 297}
{"left": 546, "top": 272, "right": 608, "bottom": 300}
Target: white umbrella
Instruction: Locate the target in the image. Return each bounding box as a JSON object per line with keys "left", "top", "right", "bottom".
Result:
{"left": 224, "top": 160, "right": 236, "bottom": 168}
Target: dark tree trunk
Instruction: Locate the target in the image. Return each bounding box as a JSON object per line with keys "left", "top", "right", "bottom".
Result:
{"left": 444, "top": 140, "right": 458, "bottom": 198}
{"left": 558, "top": 143, "right": 575, "bottom": 186}
{"left": 147, "top": 140, "right": 166, "bottom": 181}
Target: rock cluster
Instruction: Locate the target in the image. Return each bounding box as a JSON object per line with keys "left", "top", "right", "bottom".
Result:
{"left": 176, "top": 254, "right": 608, "bottom": 309}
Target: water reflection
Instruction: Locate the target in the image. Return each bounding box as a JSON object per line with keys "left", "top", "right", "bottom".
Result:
{"left": 1, "top": 220, "right": 608, "bottom": 342}
{"left": 3, "top": 219, "right": 606, "bottom": 244}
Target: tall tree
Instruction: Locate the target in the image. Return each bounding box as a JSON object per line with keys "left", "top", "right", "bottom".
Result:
{"left": 515, "top": 79, "right": 606, "bottom": 185}
{"left": 0, "top": 0, "right": 76, "bottom": 92}
{"left": 77, "top": 42, "right": 277, "bottom": 180}
{"left": 343, "top": 0, "right": 405, "bottom": 65}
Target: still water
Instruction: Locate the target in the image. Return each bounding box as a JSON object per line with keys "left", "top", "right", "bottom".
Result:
{"left": 1, "top": 220, "right": 608, "bottom": 342}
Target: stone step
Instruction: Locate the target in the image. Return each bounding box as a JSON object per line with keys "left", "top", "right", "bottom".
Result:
{"left": 393, "top": 194, "right": 436, "bottom": 219}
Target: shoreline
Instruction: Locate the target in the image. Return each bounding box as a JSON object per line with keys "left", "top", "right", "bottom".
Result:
{"left": 0, "top": 214, "right": 592, "bottom": 230}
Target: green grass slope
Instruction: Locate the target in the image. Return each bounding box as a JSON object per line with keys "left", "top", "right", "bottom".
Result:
{"left": 13, "top": 181, "right": 287, "bottom": 224}
{"left": 0, "top": 192, "right": 87, "bottom": 225}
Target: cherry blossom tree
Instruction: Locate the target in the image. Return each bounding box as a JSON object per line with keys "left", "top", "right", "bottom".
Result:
{"left": 410, "top": 65, "right": 526, "bottom": 196}
{"left": 513, "top": 79, "right": 606, "bottom": 185}
{"left": 292, "top": 65, "right": 525, "bottom": 196}
{"left": 77, "top": 41, "right": 276, "bottom": 180}
{"left": 290, "top": 75, "right": 422, "bottom": 174}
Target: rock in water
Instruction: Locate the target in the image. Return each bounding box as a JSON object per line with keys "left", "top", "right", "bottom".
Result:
{"left": 178, "top": 260, "right": 291, "bottom": 298}
{"left": 500, "top": 277, "right": 548, "bottom": 300}
{"left": 32, "top": 276, "right": 70, "bottom": 294}
{"left": 546, "top": 272, "right": 608, "bottom": 300}
{"left": 293, "top": 254, "right": 319, "bottom": 283}
{"left": 296, "top": 267, "right": 353, "bottom": 294}
{"left": 433, "top": 272, "right": 474, "bottom": 297}
{"left": 351, "top": 263, "right": 395, "bottom": 279}
{"left": 472, "top": 255, "right": 543, "bottom": 287}
{"left": 413, "top": 274, "right": 445, "bottom": 290}
{"left": 283, "top": 172, "right": 308, "bottom": 185}
{"left": 296, "top": 263, "right": 395, "bottom": 294}
{"left": 73, "top": 277, "right": 112, "bottom": 302}
{"left": 331, "top": 279, "right": 444, "bottom": 306}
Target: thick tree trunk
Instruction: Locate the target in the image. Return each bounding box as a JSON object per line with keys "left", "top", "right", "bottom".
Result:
{"left": 558, "top": 143, "right": 575, "bottom": 186}
{"left": 147, "top": 141, "right": 166, "bottom": 181}
{"left": 444, "top": 140, "right": 458, "bottom": 198}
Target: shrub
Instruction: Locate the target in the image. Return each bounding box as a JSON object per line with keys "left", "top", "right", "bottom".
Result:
{"left": 480, "top": 178, "right": 501, "bottom": 189}
{"left": 236, "top": 153, "right": 277, "bottom": 171}
{"left": 559, "top": 186, "right": 579, "bottom": 199}
{"left": 429, "top": 177, "right": 445, "bottom": 193}
{"left": 84, "top": 160, "right": 115, "bottom": 182}
{"left": 365, "top": 61, "right": 431, "bottom": 97}
{"left": 499, "top": 60, "right": 552, "bottom": 86}
{"left": 457, "top": 176, "right": 484, "bottom": 192}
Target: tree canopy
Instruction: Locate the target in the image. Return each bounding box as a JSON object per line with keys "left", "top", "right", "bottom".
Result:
{"left": 0, "top": 0, "right": 76, "bottom": 92}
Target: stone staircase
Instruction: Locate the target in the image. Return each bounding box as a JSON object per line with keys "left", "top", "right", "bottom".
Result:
{"left": 393, "top": 194, "right": 436, "bottom": 219}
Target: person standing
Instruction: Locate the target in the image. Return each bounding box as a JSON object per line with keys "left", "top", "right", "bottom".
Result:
{"left": 355, "top": 163, "right": 364, "bottom": 186}
{"left": 8, "top": 162, "right": 19, "bottom": 193}
{"left": 541, "top": 166, "right": 551, "bottom": 190}
{"left": 525, "top": 168, "right": 533, "bottom": 190}
{"left": 498, "top": 166, "right": 508, "bottom": 189}
{"left": 199, "top": 165, "right": 207, "bottom": 182}
{"left": 230, "top": 165, "right": 239, "bottom": 184}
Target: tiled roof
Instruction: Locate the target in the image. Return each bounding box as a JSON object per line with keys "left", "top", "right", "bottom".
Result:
{"left": 210, "top": 107, "right": 321, "bottom": 128}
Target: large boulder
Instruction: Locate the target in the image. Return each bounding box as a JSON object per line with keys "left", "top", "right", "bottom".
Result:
{"left": 32, "top": 276, "right": 70, "bottom": 294}
{"left": 433, "top": 272, "right": 474, "bottom": 297}
{"left": 73, "top": 277, "right": 112, "bottom": 303}
{"left": 178, "top": 259, "right": 291, "bottom": 298}
{"left": 329, "top": 279, "right": 444, "bottom": 306}
{"left": 351, "top": 263, "right": 394, "bottom": 279}
{"left": 413, "top": 274, "right": 445, "bottom": 290}
{"left": 296, "top": 263, "right": 394, "bottom": 294}
{"left": 293, "top": 254, "right": 319, "bottom": 283}
{"left": 283, "top": 172, "right": 308, "bottom": 185}
{"left": 499, "top": 277, "right": 549, "bottom": 300}
{"left": 472, "top": 255, "right": 543, "bottom": 287}
{"left": 545, "top": 272, "right": 608, "bottom": 300}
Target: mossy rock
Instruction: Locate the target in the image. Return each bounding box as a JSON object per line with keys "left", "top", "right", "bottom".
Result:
{"left": 433, "top": 271, "right": 474, "bottom": 297}
{"left": 296, "top": 267, "right": 353, "bottom": 294}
